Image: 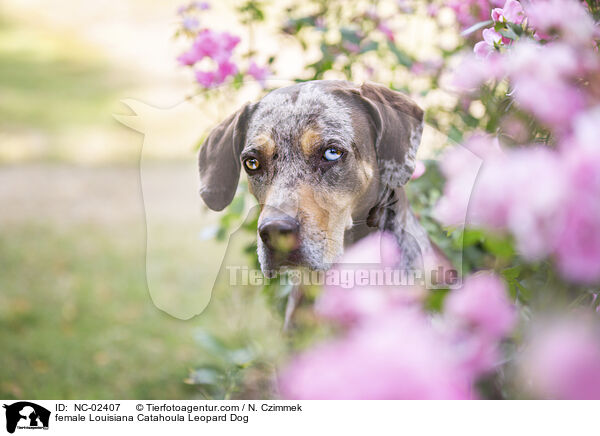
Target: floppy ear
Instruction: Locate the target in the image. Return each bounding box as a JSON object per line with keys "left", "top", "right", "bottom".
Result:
{"left": 198, "top": 103, "right": 256, "bottom": 211}
{"left": 357, "top": 82, "right": 424, "bottom": 188}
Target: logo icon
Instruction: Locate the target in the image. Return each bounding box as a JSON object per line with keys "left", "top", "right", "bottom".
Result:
{"left": 3, "top": 402, "right": 50, "bottom": 434}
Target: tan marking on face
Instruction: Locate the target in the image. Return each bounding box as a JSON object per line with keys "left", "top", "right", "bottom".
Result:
{"left": 254, "top": 133, "right": 276, "bottom": 157}
{"left": 300, "top": 129, "right": 322, "bottom": 156}
{"left": 251, "top": 183, "right": 269, "bottom": 208}
{"left": 362, "top": 161, "right": 374, "bottom": 182}
{"left": 297, "top": 183, "right": 354, "bottom": 263}
{"left": 356, "top": 160, "right": 375, "bottom": 198}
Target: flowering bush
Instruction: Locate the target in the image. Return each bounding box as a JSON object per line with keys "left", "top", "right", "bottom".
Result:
{"left": 176, "top": 0, "right": 600, "bottom": 399}
{"left": 176, "top": 1, "right": 271, "bottom": 88}
{"left": 438, "top": 0, "right": 600, "bottom": 285}
{"left": 280, "top": 237, "right": 517, "bottom": 399}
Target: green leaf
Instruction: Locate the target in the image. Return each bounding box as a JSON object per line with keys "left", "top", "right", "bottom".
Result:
{"left": 229, "top": 194, "right": 245, "bottom": 215}
{"left": 462, "top": 228, "right": 485, "bottom": 246}
{"left": 461, "top": 20, "right": 493, "bottom": 37}
{"left": 424, "top": 289, "right": 450, "bottom": 312}
{"left": 359, "top": 40, "right": 378, "bottom": 54}
{"left": 186, "top": 367, "right": 222, "bottom": 386}
{"left": 447, "top": 124, "right": 463, "bottom": 143}
{"left": 194, "top": 329, "right": 228, "bottom": 355}
{"left": 387, "top": 41, "right": 413, "bottom": 67}
{"left": 340, "top": 27, "right": 361, "bottom": 45}
{"left": 502, "top": 265, "right": 522, "bottom": 281}
{"left": 459, "top": 111, "right": 480, "bottom": 128}
{"left": 502, "top": 265, "right": 522, "bottom": 300}
{"left": 499, "top": 26, "right": 519, "bottom": 41}
{"left": 507, "top": 22, "right": 524, "bottom": 36}
{"left": 483, "top": 233, "right": 515, "bottom": 259}
{"left": 227, "top": 348, "right": 255, "bottom": 366}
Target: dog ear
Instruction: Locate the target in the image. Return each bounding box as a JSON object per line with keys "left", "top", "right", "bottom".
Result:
{"left": 357, "top": 82, "right": 424, "bottom": 188}
{"left": 198, "top": 103, "right": 256, "bottom": 211}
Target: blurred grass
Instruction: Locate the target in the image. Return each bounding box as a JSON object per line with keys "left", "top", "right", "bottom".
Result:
{"left": 0, "top": 223, "right": 286, "bottom": 399}
{"left": 0, "top": 15, "right": 130, "bottom": 132}
{"left": 0, "top": 8, "right": 288, "bottom": 399}
{"left": 0, "top": 224, "right": 198, "bottom": 398}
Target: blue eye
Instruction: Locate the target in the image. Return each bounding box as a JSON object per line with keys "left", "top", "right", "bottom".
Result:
{"left": 323, "top": 147, "right": 343, "bottom": 161}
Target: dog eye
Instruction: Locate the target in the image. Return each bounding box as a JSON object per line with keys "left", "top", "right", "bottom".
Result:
{"left": 323, "top": 147, "right": 343, "bottom": 161}
{"left": 244, "top": 158, "right": 260, "bottom": 171}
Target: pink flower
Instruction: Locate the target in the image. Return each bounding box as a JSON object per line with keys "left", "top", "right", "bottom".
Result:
{"left": 506, "top": 41, "right": 586, "bottom": 128}
{"left": 194, "top": 59, "right": 237, "bottom": 88}
{"left": 445, "top": 272, "right": 517, "bottom": 338}
{"left": 450, "top": 52, "right": 505, "bottom": 90}
{"left": 483, "top": 27, "right": 502, "bottom": 45}
{"left": 377, "top": 22, "right": 395, "bottom": 42}
{"left": 182, "top": 16, "right": 199, "bottom": 31}
{"left": 396, "top": 0, "right": 413, "bottom": 14}
{"left": 342, "top": 41, "right": 360, "bottom": 54}
{"left": 437, "top": 133, "right": 570, "bottom": 260}
{"left": 280, "top": 308, "right": 473, "bottom": 399}
{"left": 316, "top": 284, "right": 424, "bottom": 326}
{"left": 427, "top": 4, "right": 439, "bottom": 17}
{"left": 410, "top": 62, "right": 425, "bottom": 75}
{"left": 177, "top": 2, "right": 209, "bottom": 15}
{"left": 507, "top": 41, "right": 581, "bottom": 80}
{"left": 315, "top": 17, "right": 326, "bottom": 30}
{"left": 526, "top": 0, "right": 596, "bottom": 44}
{"left": 553, "top": 140, "right": 600, "bottom": 283}
{"left": 247, "top": 61, "right": 270, "bottom": 86}
{"left": 221, "top": 32, "right": 241, "bottom": 52}
{"left": 474, "top": 28, "right": 502, "bottom": 58}
{"left": 193, "top": 29, "right": 223, "bottom": 60}
{"left": 411, "top": 160, "right": 426, "bottom": 179}
{"left": 474, "top": 41, "right": 494, "bottom": 58}
{"left": 364, "top": 7, "right": 379, "bottom": 21}
{"left": 177, "top": 29, "right": 240, "bottom": 66}
{"left": 502, "top": 0, "right": 525, "bottom": 23}
{"left": 315, "top": 232, "right": 423, "bottom": 325}
{"left": 434, "top": 134, "right": 500, "bottom": 227}
{"left": 491, "top": 8, "right": 503, "bottom": 22}
{"left": 554, "top": 201, "right": 600, "bottom": 283}
{"left": 468, "top": 147, "right": 567, "bottom": 259}
{"left": 520, "top": 318, "right": 600, "bottom": 399}
{"left": 447, "top": 0, "right": 505, "bottom": 30}
{"left": 178, "top": 50, "right": 200, "bottom": 66}
{"left": 195, "top": 70, "right": 217, "bottom": 87}
{"left": 572, "top": 106, "right": 600, "bottom": 151}
{"left": 512, "top": 77, "right": 585, "bottom": 127}
{"left": 492, "top": 0, "right": 525, "bottom": 24}
{"left": 330, "top": 231, "right": 402, "bottom": 270}
{"left": 216, "top": 59, "right": 237, "bottom": 80}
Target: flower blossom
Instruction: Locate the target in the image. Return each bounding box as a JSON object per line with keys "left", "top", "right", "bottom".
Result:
{"left": 526, "top": 0, "right": 596, "bottom": 44}
{"left": 491, "top": 0, "right": 525, "bottom": 24}
{"left": 377, "top": 22, "right": 395, "bottom": 41}
{"left": 447, "top": 0, "right": 504, "bottom": 30}
{"left": 474, "top": 28, "right": 503, "bottom": 58}
{"left": 315, "top": 232, "right": 424, "bottom": 325}
{"left": 280, "top": 308, "right": 474, "bottom": 399}
{"left": 247, "top": 61, "right": 270, "bottom": 86}
{"left": 433, "top": 134, "right": 500, "bottom": 227}
{"left": 445, "top": 272, "right": 517, "bottom": 338}
{"left": 520, "top": 317, "right": 600, "bottom": 399}
{"left": 177, "top": 29, "right": 240, "bottom": 88}
{"left": 553, "top": 123, "right": 600, "bottom": 283}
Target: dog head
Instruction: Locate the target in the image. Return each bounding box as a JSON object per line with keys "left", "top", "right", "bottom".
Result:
{"left": 199, "top": 80, "right": 423, "bottom": 276}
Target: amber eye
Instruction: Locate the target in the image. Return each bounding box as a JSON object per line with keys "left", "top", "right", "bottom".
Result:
{"left": 244, "top": 158, "right": 260, "bottom": 171}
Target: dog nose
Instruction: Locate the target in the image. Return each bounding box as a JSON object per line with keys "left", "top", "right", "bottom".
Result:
{"left": 258, "top": 217, "right": 299, "bottom": 252}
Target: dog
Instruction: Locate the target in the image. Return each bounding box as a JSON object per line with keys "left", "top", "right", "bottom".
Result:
{"left": 198, "top": 80, "right": 445, "bottom": 285}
